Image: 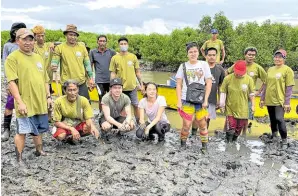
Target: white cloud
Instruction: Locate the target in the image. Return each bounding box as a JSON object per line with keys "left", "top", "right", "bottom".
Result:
{"left": 186, "top": 0, "right": 225, "bottom": 4}
{"left": 147, "top": 4, "right": 160, "bottom": 9}
{"left": 84, "top": 0, "right": 148, "bottom": 10}
{"left": 2, "top": 5, "right": 51, "bottom": 13}
{"left": 233, "top": 15, "right": 298, "bottom": 26}
{"left": 124, "top": 18, "right": 195, "bottom": 35}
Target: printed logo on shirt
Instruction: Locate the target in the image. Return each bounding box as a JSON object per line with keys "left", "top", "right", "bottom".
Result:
{"left": 275, "top": 73, "right": 281, "bottom": 79}
{"left": 36, "top": 62, "right": 43, "bottom": 71}
{"left": 45, "top": 52, "right": 49, "bottom": 58}
{"left": 76, "top": 51, "right": 82, "bottom": 57}
{"left": 186, "top": 68, "right": 204, "bottom": 83}
{"left": 127, "top": 61, "right": 133, "bottom": 66}
{"left": 249, "top": 72, "right": 254, "bottom": 77}
{"left": 241, "top": 84, "right": 248, "bottom": 91}
{"left": 211, "top": 74, "right": 216, "bottom": 84}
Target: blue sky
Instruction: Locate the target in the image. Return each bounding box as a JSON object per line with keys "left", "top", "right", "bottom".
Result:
{"left": 1, "top": 0, "right": 298, "bottom": 34}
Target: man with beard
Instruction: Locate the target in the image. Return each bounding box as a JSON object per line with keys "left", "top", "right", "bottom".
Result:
{"left": 51, "top": 24, "right": 95, "bottom": 100}
{"left": 89, "top": 35, "right": 116, "bottom": 111}
{"left": 2, "top": 22, "right": 27, "bottom": 142}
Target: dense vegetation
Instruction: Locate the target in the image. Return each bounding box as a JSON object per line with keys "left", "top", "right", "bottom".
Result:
{"left": 2, "top": 12, "right": 298, "bottom": 71}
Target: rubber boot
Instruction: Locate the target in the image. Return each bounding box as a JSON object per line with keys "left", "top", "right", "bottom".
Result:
{"left": 281, "top": 139, "right": 288, "bottom": 150}
{"left": 201, "top": 142, "right": 207, "bottom": 154}
{"left": 232, "top": 134, "right": 238, "bottom": 142}
{"left": 181, "top": 139, "right": 187, "bottom": 148}
{"left": 271, "top": 131, "right": 278, "bottom": 139}
{"left": 2, "top": 114, "right": 12, "bottom": 142}
{"left": 226, "top": 131, "right": 234, "bottom": 143}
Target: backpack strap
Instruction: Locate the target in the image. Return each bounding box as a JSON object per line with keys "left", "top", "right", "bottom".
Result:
{"left": 182, "top": 63, "right": 189, "bottom": 86}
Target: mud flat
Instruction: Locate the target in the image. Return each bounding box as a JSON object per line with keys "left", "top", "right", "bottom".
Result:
{"left": 1, "top": 84, "right": 298, "bottom": 196}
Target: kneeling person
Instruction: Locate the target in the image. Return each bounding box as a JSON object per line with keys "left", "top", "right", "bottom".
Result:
{"left": 100, "top": 78, "right": 134, "bottom": 133}
{"left": 52, "top": 80, "right": 99, "bottom": 142}
{"left": 136, "top": 82, "right": 171, "bottom": 142}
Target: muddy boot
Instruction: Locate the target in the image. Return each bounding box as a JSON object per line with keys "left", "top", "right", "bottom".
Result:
{"left": 181, "top": 139, "right": 187, "bottom": 148}
{"left": 15, "top": 148, "right": 28, "bottom": 168}
{"left": 201, "top": 142, "right": 207, "bottom": 154}
{"left": 270, "top": 131, "right": 278, "bottom": 139}
{"left": 225, "top": 131, "right": 234, "bottom": 143}
{"left": 2, "top": 114, "right": 12, "bottom": 142}
{"left": 281, "top": 139, "right": 288, "bottom": 150}
{"left": 232, "top": 134, "right": 238, "bottom": 142}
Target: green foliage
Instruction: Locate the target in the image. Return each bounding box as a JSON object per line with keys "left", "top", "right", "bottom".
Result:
{"left": 1, "top": 12, "right": 298, "bottom": 71}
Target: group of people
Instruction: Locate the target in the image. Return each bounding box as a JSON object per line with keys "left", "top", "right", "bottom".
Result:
{"left": 1, "top": 22, "right": 296, "bottom": 166}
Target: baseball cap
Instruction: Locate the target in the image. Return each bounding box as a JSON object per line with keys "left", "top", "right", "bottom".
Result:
{"left": 234, "top": 60, "right": 247, "bottom": 76}
{"left": 16, "top": 28, "right": 34, "bottom": 39}
{"left": 274, "top": 49, "right": 287, "bottom": 59}
{"left": 211, "top": 29, "right": 218, "bottom": 34}
{"left": 110, "top": 78, "right": 122, "bottom": 87}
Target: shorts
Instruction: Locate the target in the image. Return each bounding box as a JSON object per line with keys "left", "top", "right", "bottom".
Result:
{"left": 123, "top": 88, "right": 138, "bottom": 106}
{"left": 208, "top": 104, "right": 217, "bottom": 119}
{"left": 5, "top": 95, "right": 14, "bottom": 110}
{"left": 99, "top": 116, "right": 126, "bottom": 128}
{"left": 97, "top": 83, "right": 110, "bottom": 98}
{"left": 52, "top": 122, "right": 87, "bottom": 138}
{"left": 226, "top": 116, "right": 248, "bottom": 136}
{"left": 181, "top": 100, "right": 208, "bottom": 121}
{"left": 16, "top": 114, "right": 49, "bottom": 135}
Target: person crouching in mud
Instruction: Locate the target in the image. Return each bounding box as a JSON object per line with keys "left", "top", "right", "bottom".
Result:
{"left": 260, "top": 49, "right": 295, "bottom": 149}
{"left": 52, "top": 80, "right": 99, "bottom": 143}
{"left": 219, "top": 60, "right": 255, "bottom": 142}
{"left": 175, "top": 42, "right": 212, "bottom": 152}
{"left": 136, "top": 82, "right": 171, "bottom": 142}
{"left": 99, "top": 78, "right": 135, "bottom": 141}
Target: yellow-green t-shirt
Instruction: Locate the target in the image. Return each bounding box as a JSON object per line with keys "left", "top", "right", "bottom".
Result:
{"left": 265, "top": 65, "right": 295, "bottom": 106}
{"left": 227, "top": 62, "right": 267, "bottom": 87}
{"left": 53, "top": 95, "right": 93, "bottom": 126}
{"left": 5, "top": 50, "right": 50, "bottom": 118}
{"left": 109, "top": 52, "right": 140, "bottom": 91}
{"left": 51, "top": 42, "right": 89, "bottom": 85}
{"left": 220, "top": 74, "right": 255, "bottom": 119}
{"left": 34, "top": 42, "right": 53, "bottom": 82}
{"left": 201, "top": 39, "right": 224, "bottom": 63}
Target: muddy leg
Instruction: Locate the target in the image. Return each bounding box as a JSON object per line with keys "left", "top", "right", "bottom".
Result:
{"left": 197, "top": 118, "right": 208, "bottom": 153}
{"left": 181, "top": 119, "right": 192, "bottom": 147}
{"left": 14, "top": 134, "right": 27, "bottom": 166}
{"left": 33, "top": 135, "right": 46, "bottom": 156}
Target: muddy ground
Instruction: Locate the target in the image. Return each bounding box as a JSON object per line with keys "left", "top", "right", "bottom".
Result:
{"left": 1, "top": 85, "right": 298, "bottom": 196}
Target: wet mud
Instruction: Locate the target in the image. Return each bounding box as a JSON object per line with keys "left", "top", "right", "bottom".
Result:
{"left": 1, "top": 84, "right": 298, "bottom": 196}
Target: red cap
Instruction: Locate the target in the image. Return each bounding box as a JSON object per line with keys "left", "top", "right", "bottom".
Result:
{"left": 234, "top": 60, "right": 247, "bottom": 76}
{"left": 274, "top": 49, "right": 287, "bottom": 59}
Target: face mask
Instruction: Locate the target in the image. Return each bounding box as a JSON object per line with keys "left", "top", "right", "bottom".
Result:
{"left": 120, "top": 46, "right": 128, "bottom": 52}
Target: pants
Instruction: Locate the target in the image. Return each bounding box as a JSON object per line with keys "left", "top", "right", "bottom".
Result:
{"left": 267, "top": 106, "right": 287, "bottom": 139}
{"left": 136, "top": 121, "right": 170, "bottom": 141}
{"left": 99, "top": 116, "right": 126, "bottom": 129}
{"left": 226, "top": 116, "right": 248, "bottom": 136}
{"left": 5, "top": 95, "right": 14, "bottom": 110}
{"left": 97, "top": 83, "right": 110, "bottom": 97}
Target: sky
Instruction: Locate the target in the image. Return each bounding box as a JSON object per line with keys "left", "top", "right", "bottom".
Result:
{"left": 1, "top": 0, "right": 298, "bottom": 34}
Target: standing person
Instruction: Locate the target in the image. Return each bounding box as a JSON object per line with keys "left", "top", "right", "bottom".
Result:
{"left": 52, "top": 80, "right": 99, "bottom": 143}
{"left": 5, "top": 28, "right": 53, "bottom": 165}
{"left": 201, "top": 29, "right": 225, "bottom": 65}
{"left": 2, "top": 22, "right": 26, "bottom": 142}
{"left": 260, "top": 49, "right": 295, "bottom": 149}
{"left": 110, "top": 37, "right": 144, "bottom": 122}
{"left": 100, "top": 78, "right": 135, "bottom": 140}
{"left": 51, "top": 24, "right": 94, "bottom": 100}
{"left": 226, "top": 47, "right": 267, "bottom": 134}
{"left": 176, "top": 42, "right": 212, "bottom": 152}
{"left": 89, "top": 35, "right": 116, "bottom": 111}
{"left": 205, "top": 48, "right": 225, "bottom": 129}
{"left": 32, "top": 25, "right": 54, "bottom": 93}
{"left": 219, "top": 60, "right": 255, "bottom": 142}
{"left": 136, "top": 82, "right": 171, "bottom": 142}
